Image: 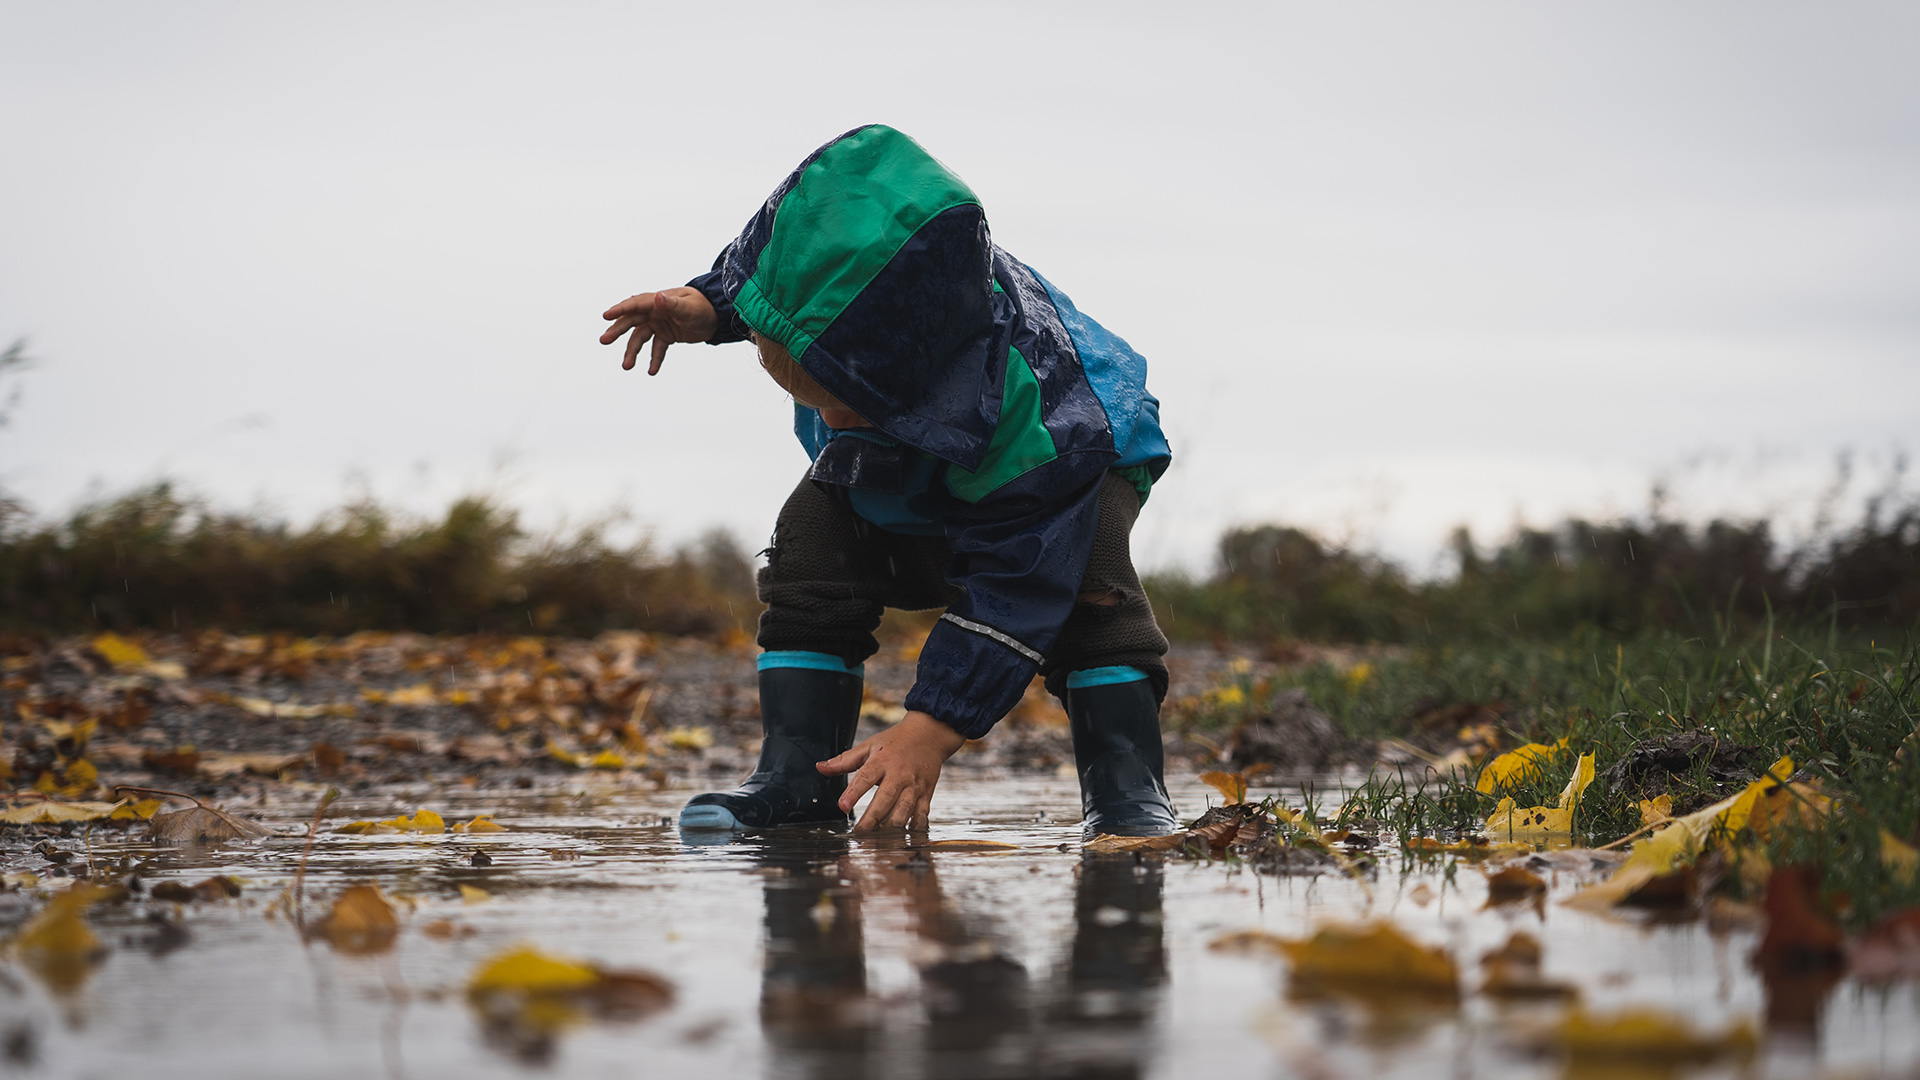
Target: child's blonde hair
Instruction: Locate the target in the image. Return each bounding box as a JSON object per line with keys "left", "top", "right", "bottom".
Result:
{"left": 754, "top": 335, "right": 845, "bottom": 412}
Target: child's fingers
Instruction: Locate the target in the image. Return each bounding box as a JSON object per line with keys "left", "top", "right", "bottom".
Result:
{"left": 601, "top": 293, "right": 655, "bottom": 320}
{"left": 623, "top": 327, "right": 653, "bottom": 371}
{"left": 838, "top": 759, "right": 880, "bottom": 813}
{"left": 817, "top": 745, "right": 865, "bottom": 776}
{"left": 856, "top": 778, "right": 902, "bottom": 830}
{"left": 599, "top": 312, "right": 650, "bottom": 345}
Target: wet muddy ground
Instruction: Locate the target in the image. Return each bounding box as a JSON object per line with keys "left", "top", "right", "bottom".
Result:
{"left": 2, "top": 772, "right": 1918, "bottom": 1079}
{"left": 3, "top": 634, "right": 1919, "bottom": 1077}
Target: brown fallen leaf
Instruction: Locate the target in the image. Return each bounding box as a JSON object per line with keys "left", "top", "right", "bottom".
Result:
{"left": 1087, "top": 809, "right": 1247, "bottom": 854}
{"left": 149, "top": 805, "right": 272, "bottom": 844}
{"left": 422, "top": 918, "right": 474, "bottom": 940}
{"left": 312, "top": 742, "right": 346, "bottom": 774}
{"left": 141, "top": 747, "right": 202, "bottom": 775}
{"left": 321, "top": 885, "right": 399, "bottom": 953}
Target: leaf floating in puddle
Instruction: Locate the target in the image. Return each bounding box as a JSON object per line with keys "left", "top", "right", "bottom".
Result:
{"left": 320, "top": 885, "right": 399, "bottom": 953}
{"left": 460, "top": 885, "right": 492, "bottom": 904}
{"left": 453, "top": 814, "right": 507, "bottom": 833}
{"left": 339, "top": 808, "right": 447, "bottom": 834}
{"left": 149, "top": 805, "right": 272, "bottom": 844}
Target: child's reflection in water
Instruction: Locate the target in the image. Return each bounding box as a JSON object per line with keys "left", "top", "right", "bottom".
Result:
{"left": 751, "top": 836, "right": 1165, "bottom": 1079}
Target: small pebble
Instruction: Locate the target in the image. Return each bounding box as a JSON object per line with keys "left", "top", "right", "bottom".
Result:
{"left": 471, "top": 851, "right": 493, "bottom": 867}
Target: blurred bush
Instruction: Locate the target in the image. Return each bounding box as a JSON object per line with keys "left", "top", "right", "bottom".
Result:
{"left": 1150, "top": 498, "right": 1919, "bottom": 643}
{"left": 0, "top": 484, "right": 757, "bottom": 638}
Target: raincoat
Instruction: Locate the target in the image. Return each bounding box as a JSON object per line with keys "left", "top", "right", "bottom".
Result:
{"left": 687, "top": 125, "right": 1170, "bottom": 739}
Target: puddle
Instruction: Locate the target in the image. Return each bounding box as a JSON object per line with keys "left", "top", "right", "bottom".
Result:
{"left": 3, "top": 774, "right": 1918, "bottom": 1078}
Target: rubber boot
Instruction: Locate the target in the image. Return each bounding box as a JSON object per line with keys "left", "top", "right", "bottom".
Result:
{"left": 680, "top": 655, "right": 863, "bottom": 831}
{"left": 1065, "top": 670, "right": 1179, "bottom": 838}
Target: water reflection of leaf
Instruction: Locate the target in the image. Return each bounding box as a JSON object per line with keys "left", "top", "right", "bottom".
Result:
{"left": 320, "top": 885, "right": 399, "bottom": 954}
{"left": 1216, "top": 923, "right": 1458, "bottom": 1003}
{"left": 10, "top": 883, "right": 114, "bottom": 993}
{"left": 467, "top": 946, "right": 675, "bottom": 1063}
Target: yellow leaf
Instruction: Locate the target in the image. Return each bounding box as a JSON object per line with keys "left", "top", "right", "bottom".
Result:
{"left": 335, "top": 820, "right": 397, "bottom": 834}
{"left": 375, "top": 809, "right": 446, "bottom": 833}
{"left": 460, "top": 884, "right": 492, "bottom": 904}
{"left": 0, "top": 798, "right": 126, "bottom": 824}
{"left": 1269, "top": 923, "right": 1458, "bottom": 1001}
{"left": 91, "top": 632, "right": 150, "bottom": 670}
{"left": 663, "top": 726, "right": 713, "bottom": 751}
{"left": 469, "top": 946, "right": 601, "bottom": 996}
{"left": 587, "top": 749, "right": 627, "bottom": 770}
{"left": 1482, "top": 753, "right": 1595, "bottom": 838}
{"left": 1637, "top": 794, "right": 1674, "bottom": 827}
{"left": 456, "top": 815, "right": 507, "bottom": 833}
{"left": 1476, "top": 738, "right": 1570, "bottom": 795}
{"left": 1882, "top": 830, "right": 1920, "bottom": 882}
{"left": 1199, "top": 770, "right": 1249, "bottom": 804}
{"left": 1569, "top": 756, "right": 1793, "bottom": 909}
{"left": 387, "top": 684, "right": 439, "bottom": 707}
{"left": 109, "top": 798, "right": 164, "bottom": 821}
{"left": 62, "top": 758, "right": 98, "bottom": 788}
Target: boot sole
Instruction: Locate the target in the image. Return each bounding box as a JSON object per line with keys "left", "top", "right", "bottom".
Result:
{"left": 678, "top": 804, "right": 745, "bottom": 831}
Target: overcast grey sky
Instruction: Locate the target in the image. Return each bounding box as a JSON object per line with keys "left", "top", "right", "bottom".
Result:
{"left": 2, "top": 2, "right": 1916, "bottom": 571}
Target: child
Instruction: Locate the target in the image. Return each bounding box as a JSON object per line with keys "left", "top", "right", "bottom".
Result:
{"left": 599, "top": 125, "right": 1176, "bottom": 837}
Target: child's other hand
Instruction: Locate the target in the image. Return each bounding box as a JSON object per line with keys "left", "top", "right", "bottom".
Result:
{"left": 818, "top": 711, "right": 967, "bottom": 831}
{"left": 599, "top": 288, "right": 718, "bottom": 374}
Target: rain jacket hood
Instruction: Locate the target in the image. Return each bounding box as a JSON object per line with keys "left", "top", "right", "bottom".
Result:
{"left": 686, "top": 125, "right": 1170, "bottom": 739}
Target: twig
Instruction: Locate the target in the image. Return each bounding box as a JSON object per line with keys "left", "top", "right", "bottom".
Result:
{"left": 294, "top": 787, "right": 341, "bottom": 932}
{"left": 111, "top": 784, "right": 210, "bottom": 809}
{"left": 1595, "top": 820, "right": 1668, "bottom": 852}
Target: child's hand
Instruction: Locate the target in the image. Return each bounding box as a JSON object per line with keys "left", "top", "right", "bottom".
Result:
{"left": 599, "top": 288, "right": 719, "bottom": 374}
{"left": 818, "top": 711, "right": 967, "bottom": 831}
